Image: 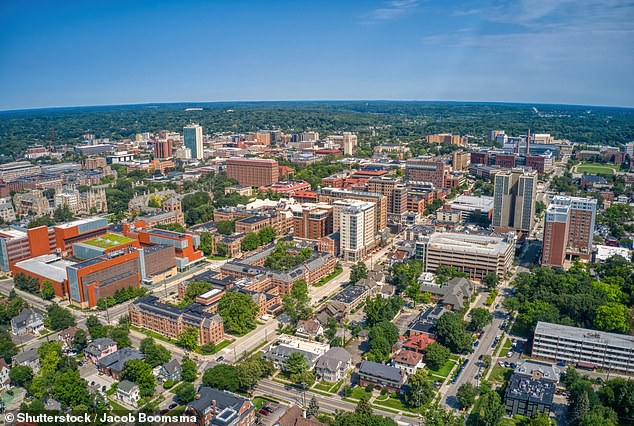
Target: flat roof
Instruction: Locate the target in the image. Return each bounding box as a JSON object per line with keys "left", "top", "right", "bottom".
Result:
{"left": 81, "top": 233, "right": 135, "bottom": 249}
{"left": 54, "top": 216, "right": 105, "bottom": 229}
{"left": 0, "top": 228, "right": 27, "bottom": 239}
{"left": 448, "top": 195, "right": 495, "bottom": 212}
{"left": 426, "top": 232, "right": 512, "bottom": 256}
{"left": 198, "top": 288, "right": 222, "bottom": 299}
{"left": 535, "top": 321, "right": 634, "bottom": 348}
{"left": 14, "top": 254, "right": 76, "bottom": 282}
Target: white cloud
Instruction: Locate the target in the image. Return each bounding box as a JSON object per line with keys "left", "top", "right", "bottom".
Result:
{"left": 361, "top": 0, "right": 419, "bottom": 23}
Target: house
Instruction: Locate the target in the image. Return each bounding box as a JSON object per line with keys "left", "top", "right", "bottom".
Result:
{"left": 358, "top": 360, "right": 405, "bottom": 392}
{"left": 379, "top": 284, "right": 395, "bottom": 298}
{"left": 58, "top": 326, "right": 79, "bottom": 352}
{"left": 276, "top": 406, "right": 326, "bottom": 426}
{"left": 116, "top": 380, "right": 140, "bottom": 407}
{"left": 11, "top": 308, "right": 45, "bottom": 335}
{"left": 419, "top": 277, "right": 474, "bottom": 310}
{"left": 391, "top": 350, "right": 425, "bottom": 376}
{"left": 314, "top": 347, "right": 353, "bottom": 382}
{"left": 85, "top": 337, "right": 117, "bottom": 365}
{"left": 186, "top": 387, "right": 255, "bottom": 426}
{"left": 513, "top": 360, "right": 561, "bottom": 383}
{"left": 402, "top": 334, "right": 436, "bottom": 354}
{"left": 295, "top": 320, "right": 323, "bottom": 340}
{"left": 315, "top": 302, "right": 346, "bottom": 324}
{"left": 96, "top": 347, "right": 144, "bottom": 380}
{"left": 13, "top": 347, "right": 40, "bottom": 373}
{"left": 153, "top": 359, "right": 181, "bottom": 383}
{"left": 407, "top": 305, "right": 449, "bottom": 337}
{"left": 265, "top": 335, "right": 329, "bottom": 370}
{"left": 44, "top": 399, "right": 62, "bottom": 411}
{"left": 0, "top": 359, "right": 11, "bottom": 390}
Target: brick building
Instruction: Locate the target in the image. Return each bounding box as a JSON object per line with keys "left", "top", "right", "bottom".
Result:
{"left": 226, "top": 158, "right": 279, "bottom": 187}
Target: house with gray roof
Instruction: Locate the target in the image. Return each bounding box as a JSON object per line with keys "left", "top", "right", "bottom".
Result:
{"left": 13, "top": 347, "right": 40, "bottom": 373}
{"left": 186, "top": 387, "right": 255, "bottom": 426}
{"left": 153, "top": 359, "right": 181, "bottom": 383}
{"left": 10, "top": 308, "right": 45, "bottom": 335}
{"left": 116, "top": 380, "right": 140, "bottom": 407}
{"left": 419, "top": 277, "right": 474, "bottom": 310}
{"left": 97, "top": 347, "right": 143, "bottom": 380}
{"left": 358, "top": 360, "right": 405, "bottom": 392}
{"left": 315, "top": 347, "right": 352, "bottom": 382}
{"left": 514, "top": 360, "right": 561, "bottom": 383}
{"left": 85, "top": 337, "right": 117, "bottom": 364}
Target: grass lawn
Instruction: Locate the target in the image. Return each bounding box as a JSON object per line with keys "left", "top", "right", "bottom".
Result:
{"left": 167, "top": 406, "right": 185, "bottom": 416}
{"left": 207, "top": 255, "right": 228, "bottom": 260}
{"left": 196, "top": 338, "right": 234, "bottom": 355}
{"left": 499, "top": 337, "right": 513, "bottom": 357}
{"left": 83, "top": 233, "right": 135, "bottom": 248}
{"left": 130, "top": 325, "right": 175, "bottom": 344}
{"left": 348, "top": 386, "right": 372, "bottom": 400}
{"left": 109, "top": 399, "right": 129, "bottom": 413}
{"left": 170, "top": 382, "right": 192, "bottom": 395}
{"left": 427, "top": 358, "right": 458, "bottom": 378}
{"left": 490, "top": 365, "right": 512, "bottom": 383}
{"left": 252, "top": 396, "right": 270, "bottom": 409}
{"left": 374, "top": 394, "right": 408, "bottom": 411}
{"left": 314, "top": 267, "right": 343, "bottom": 287}
{"left": 313, "top": 379, "right": 344, "bottom": 394}
{"left": 575, "top": 162, "right": 618, "bottom": 175}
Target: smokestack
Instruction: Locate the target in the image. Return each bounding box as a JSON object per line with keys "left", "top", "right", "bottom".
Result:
{"left": 526, "top": 129, "right": 531, "bottom": 156}
{"left": 213, "top": 400, "right": 217, "bottom": 416}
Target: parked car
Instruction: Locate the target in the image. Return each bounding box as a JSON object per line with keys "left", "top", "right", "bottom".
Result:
{"left": 216, "top": 356, "right": 225, "bottom": 362}
{"left": 474, "top": 341, "right": 480, "bottom": 347}
{"left": 259, "top": 410, "right": 269, "bottom": 416}
{"left": 169, "top": 403, "right": 177, "bottom": 410}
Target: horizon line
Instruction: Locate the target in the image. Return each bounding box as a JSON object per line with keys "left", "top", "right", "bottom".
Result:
{"left": 2, "top": 99, "right": 634, "bottom": 114}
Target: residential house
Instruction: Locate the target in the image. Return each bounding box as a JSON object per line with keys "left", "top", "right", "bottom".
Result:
{"left": 391, "top": 350, "right": 425, "bottom": 376}
{"left": 85, "top": 337, "right": 117, "bottom": 365}
{"left": 96, "top": 347, "right": 144, "bottom": 380}
{"left": 11, "top": 308, "right": 45, "bottom": 335}
{"left": 117, "top": 380, "right": 140, "bottom": 407}
{"left": 419, "top": 277, "right": 474, "bottom": 310}
{"left": 276, "top": 406, "right": 326, "bottom": 426}
{"left": 266, "top": 335, "right": 330, "bottom": 370}
{"left": 58, "top": 326, "right": 79, "bottom": 352}
{"left": 0, "top": 359, "right": 11, "bottom": 390}
{"left": 358, "top": 360, "right": 405, "bottom": 392}
{"left": 314, "top": 347, "right": 353, "bottom": 382}
{"left": 186, "top": 387, "right": 255, "bottom": 426}
{"left": 13, "top": 347, "right": 40, "bottom": 373}
{"left": 153, "top": 359, "right": 181, "bottom": 383}
{"left": 402, "top": 334, "right": 436, "bottom": 354}
{"left": 295, "top": 320, "right": 324, "bottom": 341}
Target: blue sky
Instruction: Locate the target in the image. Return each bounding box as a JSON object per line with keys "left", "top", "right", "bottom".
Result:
{"left": 1, "top": 0, "right": 633, "bottom": 110}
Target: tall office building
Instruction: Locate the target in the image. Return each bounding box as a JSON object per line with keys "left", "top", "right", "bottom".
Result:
{"left": 343, "top": 132, "right": 357, "bottom": 156}
{"left": 154, "top": 139, "right": 172, "bottom": 160}
{"left": 367, "top": 176, "right": 408, "bottom": 219}
{"left": 334, "top": 199, "right": 376, "bottom": 262}
{"left": 492, "top": 169, "right": 537, "bottom": 233}
{"left": 225, "top": 158, "right": 279, "bottom": 187}
{"left": 405, "top": 157, "right": 450, "bottom": 188}
{"left": 542, "top": 196, "right": 597, "bottom": 267}
{"left": 183, "top": 124, "right": 204, "bottom": 160}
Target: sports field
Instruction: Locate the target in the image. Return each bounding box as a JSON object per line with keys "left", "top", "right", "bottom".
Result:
{"left": 574, "top": 162, "right": 618, "bottom": 176}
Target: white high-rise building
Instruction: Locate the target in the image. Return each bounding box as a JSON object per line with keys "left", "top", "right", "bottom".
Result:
{"left": 334, "top": 199, "right": 376, "bottom": 262}
{"left": 343, "top": 132, "right": 357, "bottom": 156}
{"left": 183, "top": 124, "right": 204, "bottom": 160}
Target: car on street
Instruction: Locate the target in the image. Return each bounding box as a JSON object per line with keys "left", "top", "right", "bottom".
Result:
{"left": 216, "top": 356, "right": 224, "bottom": 362}
{"left": 474, "top": 340, "right": 479, "bottom": 347}
{"left": 259, "top": 409, "right": 269, "bottom": 416}
{"left": 169, "top": 403, "right": 177, "bottom": 410}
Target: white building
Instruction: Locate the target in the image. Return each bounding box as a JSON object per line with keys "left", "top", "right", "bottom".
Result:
{"left": 594, "top": 245, "right": 632, "bottom": 262}
{"left": 0, "top": 198, "right": 16, "bottom": 223}
{"left": 116, "top": 380, "right": 140, "bottom": 406}
{"left": 335, "top": 199, "right": 376, "bottom": 262}
{"left": 343, "top": 132, "right": 357, "bottom": 156}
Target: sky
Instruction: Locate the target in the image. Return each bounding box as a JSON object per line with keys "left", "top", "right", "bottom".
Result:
{"left": 1, "top": 0, "right": 633, "bottom": 110}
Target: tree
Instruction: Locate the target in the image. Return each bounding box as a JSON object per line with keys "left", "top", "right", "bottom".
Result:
{"left": 73, "top": 329, "right": 88, "bottom": 352}
{"left": 140, "top": 338, "right": 171, "bottom": 368}
{"left": 41, "top": 280, "right": 55, "bottom": 300}
{"left": 175, "top": 382, "right": 197, "bottom": 404}
{"left": 367, "top": 321, "right": 399, "bottom": 361}
{"left": 481, "top": 354, "right": 492, "bottom": 370}
{"left": 86, "top": 315, "right": 107, "bottom": 339}
{"left": 0, "top": 328, "right": 18, "bottom": 362}
{"left": 482, "top": 272, "right": 499, "bottom": 291}
{"left": 405, "top": 370, "right": 435, "bottom": 408}
{"left": 185, "top": 280, "right": 212, "bottom": 303}
{"left": 325, "top": 316, "right": 338, "bottom": 342}
{"left": 349, "top": 262, "right": 368, "bottom": 284}
{"left": 572, "top": 391, "right": 591, "bottom": 425}
{"left": 599, "top": 378, "right": 634, "bottom": 422}
{"left": 468, "top": 308, "right": 493, "bottom": 332}
{"left": 355, "top": 397, "right": 373, "bottom": 416}
{"left": 122, "top": 359, "right": 155, "bottom": 397}
{"left": 456, "top": 383, "right": 478, "bottom": 409}
{"left": 258, "top": 226, "right": 277, "bottom": 245}
{"left": 522, "top": 413, "right": 552, "bottom": 426}
{"left": 181, "top": 357, "right": 197, "bottom": 382}
{"left": 284, "top": 352, "right": 309, "bottom": 381}
{"left": 435, "top": 312, "right": 472, "bottom": 354}
{"left": 594, "top": 302, "right": 630, "bottom": 333}
{"left": 423, "top": 407, "right": 464, "bottom": 426}
{"left": 307, "top": 396, "right": 320, "bottom": 418}
{"left": 110, "top": 326, "right": 131, "bottom": 348}
{"left": 241, "top": 232, "right": 261, "bottom": 251}
{"left": 387, "top": 260, "right": 423, "bottom": 292}
{"left": 476, "top": 391, "right": 505, "bottom": 426}
{"left": 579, "top": 406, "right": 618, "bottom": 426}
{"left": 51, "top": 369, "right": 91, "bottom": 408}
{"left": 9, "top": 365, "right": 33, "bottom": 388}
{"left": 203, "top": 364, "right": 240, "bottom": 392}
{"left": 199, "top": 231, "right": 214, "bottom": 255}
{"left": 424, "top": 343, "right": 451, "bottom": 371}
{"left": 283, "top": 280, "right": 312, "bottom": 323}
{"left": 218, "top": 291, "right": 260, "bottom": 335}
{"left": 176, "top": 327, "right": 199, "bottom": 351}
{"left": 216, "top": 242, "right": 229, "bottom": 258}
{"left": 435, "top": 265, "right": 467, "bottom": 284}
{"left": 45, "top": 303, "right": 76, "bottom": 331}
{"left": 364, "top": 296, "right": 404, "bottom": 327}
{"left": 333, "top": 412, "right": 397, "bottom": 426}
{"left": 216, "top": 220, "right": 235, "bottom": 235}
{"left": 200, "top": 342, "right": 216, "bottom": 355}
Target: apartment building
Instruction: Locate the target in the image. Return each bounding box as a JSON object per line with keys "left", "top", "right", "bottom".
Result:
{"left": 367, "top": 176, "right": 408, "bottom": 219}
{"left": 225, "top": 158, "right": 279, "bottom": 187}
{"left": 335, "top": 200, "right": 376, "bottom": 262}
{"left": 184, "top": 124, "right": 204, "bottom": 160}
{"left": 532, "top": 321, "right": 634, "bottom": 375}
{"left": 318, "top": 187, "right": 387, "bottom": 232}
{"left": 418, "top": 232, "right": 514, "bottom": 280}
{"left": 542, "top": 196, "right": 597, "bottom": 267}
{"left": 129, "top": 295, "right": 224, "bottom": 345}
{"left": 492, "top": 169, "right": 537, "bottom": 233}
{"left": 291, "top": 203, "right": 334, "bottom": 240}
{"left": 452, "top": 150, "right": 470, "bottom": 171}
{"left": 266, "top": 180, "right": 311, "bottom": 196}
{"left": 153, "top": 139, "right": 172, "bottom": 159}
{"left": 426, "top": 133, "right": 463, "bottom": 146}
{"left": 0, "top": 162, "right": 41, "bottom": 181}
{"left": 405, "top": 157, "right": 450, "bottom": 188}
